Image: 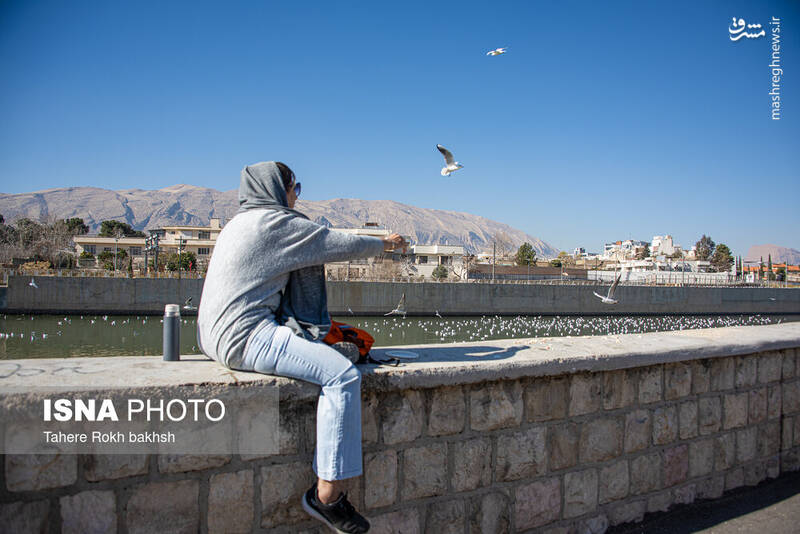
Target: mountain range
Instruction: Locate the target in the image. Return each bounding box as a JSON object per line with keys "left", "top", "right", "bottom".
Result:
{"left": 0, "top": 185, "right": 560, "bottom": 257}
{"left": 745, "top": 245, "right": 800, "bottom": 266}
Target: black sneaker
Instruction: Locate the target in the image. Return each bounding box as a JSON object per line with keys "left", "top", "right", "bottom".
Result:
{"left": 301, "top": 484, "right": 370, "bottom": 533}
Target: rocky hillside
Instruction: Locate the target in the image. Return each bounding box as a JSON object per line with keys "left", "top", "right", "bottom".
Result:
{"left": 0, "top": 185, "right": 559, "bottom": 257}
{"left": 745, "top": 244, "right": 800, "bottom": 265}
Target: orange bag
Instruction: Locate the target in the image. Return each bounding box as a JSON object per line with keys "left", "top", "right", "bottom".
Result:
{"left": 323, "top": 320, "right": 375, "bottom": 358}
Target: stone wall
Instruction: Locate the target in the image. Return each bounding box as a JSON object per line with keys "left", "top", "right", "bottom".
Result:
{"left": 3, "top": 275, "right": 800, "bottom": 315}
{"left": 1, "top": 324, "right": 800, "bottom": 533}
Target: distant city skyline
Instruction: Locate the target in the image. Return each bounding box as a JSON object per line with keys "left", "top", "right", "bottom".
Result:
{"left": 1, "top": 0, "right": 798, "bottom": 257}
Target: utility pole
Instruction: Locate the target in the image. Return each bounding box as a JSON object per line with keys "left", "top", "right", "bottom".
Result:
{"left": 178, "top": 237, "right": 186, "bottom": 281}
{"left": 145, "top": 234, "right": 160, "bottom": 277}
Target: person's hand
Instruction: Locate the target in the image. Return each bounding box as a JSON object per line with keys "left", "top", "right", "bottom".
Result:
{"left": 382, "top": 233, "right": 407, "bottom": 252}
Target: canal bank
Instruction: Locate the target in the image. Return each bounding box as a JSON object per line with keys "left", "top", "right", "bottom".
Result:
{"left": 2, "top": 276, "right": 799, "bottom": 316}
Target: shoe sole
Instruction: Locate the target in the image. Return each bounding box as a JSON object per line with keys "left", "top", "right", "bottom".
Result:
{"left": 301, "top": 492, "right": 350, "bottom": 534}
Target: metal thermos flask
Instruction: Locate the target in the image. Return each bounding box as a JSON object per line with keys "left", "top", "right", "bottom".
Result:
{"left": 163, "top": 304, "right": 180, "bottom": 361}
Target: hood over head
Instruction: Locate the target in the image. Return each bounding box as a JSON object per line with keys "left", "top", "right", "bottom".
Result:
{"left": 238, "top": 161, "right": 302, "bottom": 216}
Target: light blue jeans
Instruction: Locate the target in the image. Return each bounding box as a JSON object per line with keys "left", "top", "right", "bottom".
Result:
{"left": 239, "top": 319, "right": 363, "bottom": 481}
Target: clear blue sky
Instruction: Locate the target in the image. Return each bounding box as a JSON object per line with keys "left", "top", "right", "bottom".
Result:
{"left": 1, "top": 0, "right": 798, "bottom": 257}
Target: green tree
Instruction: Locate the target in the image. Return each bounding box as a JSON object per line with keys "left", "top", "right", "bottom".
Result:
{"left": 431, "top": 264, "right": 449, "bottom": 281}
{"left": 98, "top": 220, "right": 145, "bottom": 237}
{"left": 549, "top": 259, "right": 562, "bottom": 268}
{"left": 710, "top": 243, "right": 734, "bottom": 272}
{"left": 514, "top": 242, "right": 537, "bottom": 266}
{"left": 759, "top": 256, "right": 764, "bottom": 280}
{"left": 63, "top": 217, "right": 89, "bottom": 235}
{"left": 669, "top": 251, "right": 683, "bottom": 259}
{"left": 695, "top": 235, "right": 715, "bottom": 261}
{"left": 165, "top": 251, "right": 197, "bottom": 272}
{"left": 776, "top": 267, "right": 786, "bottom": 282}
{"left": 79, "top": 251, "right": 95, "bottom": 259}
{"left": 767, "top": 254, "right": 775, "bottom": 280}
{"left": 636, "top": 243, "right": 650, "bottom": 260}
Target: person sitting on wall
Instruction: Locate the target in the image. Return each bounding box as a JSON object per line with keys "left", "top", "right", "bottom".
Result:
{"left": 197, "top": 161, "right": 405, "bottom": 533}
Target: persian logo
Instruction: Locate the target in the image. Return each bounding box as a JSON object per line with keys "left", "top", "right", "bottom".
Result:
{"left": 729, "top": 17, "right": 765, "bottom": 41}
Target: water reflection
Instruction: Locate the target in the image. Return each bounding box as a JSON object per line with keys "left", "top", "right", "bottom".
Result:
{"left": 1, "top": 313, "right": 796, "bottom": 360}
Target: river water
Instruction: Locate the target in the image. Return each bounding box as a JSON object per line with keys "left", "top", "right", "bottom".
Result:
{"left": 1, "top": 313, "right": 797, "bottom": 360}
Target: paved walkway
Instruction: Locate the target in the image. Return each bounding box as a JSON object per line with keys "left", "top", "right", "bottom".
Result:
{"left": 608, "top": 471, "right": 800, "bottom": 533}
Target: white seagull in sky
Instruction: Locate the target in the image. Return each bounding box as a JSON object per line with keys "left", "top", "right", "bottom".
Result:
{"left": 29, "top": 278, "right": 38, "bottom": 289}
{"left": 384, "top": 292, "right": 407, "bottom": 318}
{"left": 182, "top": 297, "right": 197, "bottom": 311}
{"left": 437, "top": 145, "right": 463, "bottom": 176}
{"left": 486, "top": 47, "right": 507, "bottom": 56}
{"left": 593, "top": 270, "right": 622, "bottom": 304}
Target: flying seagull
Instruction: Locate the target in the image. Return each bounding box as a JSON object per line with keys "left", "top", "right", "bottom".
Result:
{"left": 593, "top": 270, "right": 622, "bottom": 304}
{"left": 347, "top": 307, "right": 355, "bottom": 315}
{"left": 183, "top": 297, "right": 197, "bottom": 311}
{"left": 486, "top": 47, "right": 507, "bottom": 56}
{"left": 29, "top": 278, "right": 38, "bottom": 289}
{"left": 437, "top": 145, "right": 463, "bottom": 176}
{"left": 384, "top": 292, "right": 407, "bottom": 318}
{"left": 435, "top": 310, "right": 442, "bottom": 318}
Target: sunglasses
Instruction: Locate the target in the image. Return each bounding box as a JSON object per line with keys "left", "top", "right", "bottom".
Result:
{"left": 292, "top": 182, "right": 301, "bottom": 197}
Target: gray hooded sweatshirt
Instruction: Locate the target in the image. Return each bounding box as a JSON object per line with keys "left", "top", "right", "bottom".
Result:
{"left": 197, "top": 162, "right": 384, "bottom": 369}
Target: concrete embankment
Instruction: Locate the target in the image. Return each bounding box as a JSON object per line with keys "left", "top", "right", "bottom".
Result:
{"left": 1, "top": 276, "right": 799, "bottom": 315}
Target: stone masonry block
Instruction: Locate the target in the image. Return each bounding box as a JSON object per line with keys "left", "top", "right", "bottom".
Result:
{"left": 663, "top": 445, "right": 689, "bottom": 487}
{"left": 470, "top": 381, "right": 523, "bottom": 432}
{"left": 744, "top": 459, "right": 767, "bottom": 486}
{"left": 127, "top": 480, "right": 199, "bottom": 534}
{"left": 365, "top": 450, "right": 397, "bottom": 509}
{"left": 652, "top": 406, "right": 678, "bottom": 445}
{"left": 208, "top": 470, "right": 253, "bottom": 534}
{"left": 158, "top": 454, "right": 230, "bottom": 474}
{"left": 451, "top": 438, "right": 491, "bottom": 492}
{"left": 599, "top": 460, "right": 629, "bottom": 504}
{"left": 569, "top": 373, "right": 602, "bottom": 416}
{"left": 5, "top": 454, "right": 77, "bottom": 492}
{"left": 630, "top": 453, "right": 661, "bottom": 495}
{"left": 767, "top": 455, "right": 780, "bottom": 478}
{"left": 710, "top": 357, "right": 735, "bottom": 391}
{"left": 260, "top": 462, "right": 315, "bottom": 528}
{"left": 758, "top": 351, "right": 783, "bottom": 383}
{"left": 549, "top": 422, "right": 579, "bottom": 470}
{"left": 526, "top": 376, "right": 568, "bottom": 422}
{"left": 783, "top": 449, "right": 800, "bottom": 472}
{"left": 647, "top": 491, "right": 672, "bottom": 513}
{"left": 715, "top": 433, "right": 736, "bottom": 472}
{"left": 783, "top": 416, "right": 794, "bottom": 450}
{"left": 362, "top": 391, "right": 379, "bottom": 445}
{"left": 515, "top": 478, "right": 560, "bottom": 530}
{"left": 697, "top": 475, "right": 725, "bottom": 500}
{"left": 624, "top": 409, "right": 651, "bottom": 453}
{"left": 603, "top": 369, "right": 636, "bottom": 410}
{"left": 723, "top": 393, "right": 748, "bottom": 429}
{"left": 639, "top": 366, "right": 663, "bottom": 404}
{"left": 737, "top": 427, "right": 758, "bottom": 463}
{"left": 782, "top": 348, "right": 796, "bottom": 379}
{"left": 735, "top": 355, "right": 757, "bottom": 388}
{"left": 84, "top": 454, "right": 148, "bottom": 481}
{"left": 679, "top": 400, "right": 698, "bottom": 440}
{"left": 797, "top": 349, "right": 800, "bottom": 377}
{"left": 369, "top": 508, "right": 420, "bottom": 534}
{"left": 381, "top": 390, "right": 425, "bottom": 445}
{"left": 470, "top": 491, "right": 510, "bottom": 534}
{"left": 608, "top": 499, "right": 645, "bottom": 527}
{"left": 673, "top": 483, "right": 696, "bottom": 506}
{"left": 665, "top": 362, "right": 692, "bottom": 400}
{"left": 402, "top": 443, "right": 447, "bottom": 500}
{"left": 783, "top": 381, "right": 800, "bottom": 414}
{"left": 428, "top": 386, "right": 465, "bottom": 437}
{"left": 768, "top": 385, "right": 782, "bottom": 419}
{"left": 0, "top": 500, "right": 49, "bottom": 534}
{"left": 692, "top": 359, "right": 712, "bottom": 394}
{"left": 579, "top": 417, "right": 623, "bottom": 463}
{"left": 758, "top": 420, "right": 781, "bottom": 456}
{"left": 564, "top": 468, "right": 598, "bottom": 518}
{"left": 725, "top": 467, "right": 744, "bottom": 491}
{"left": 749, "top": 388, "right": 767, "bottom": 424}
{"left": 577, "top": 515, "right": 609, "bottom": 534}
{"left": 426, "top": 499, "right": 464, "bottom": 534}
{"left": 796, "top": 416, "right": 800, "bottom": 447}
{"left": 61, "top": 490, "right": 116, "bottom": 534}
{"left": 496, "top": 427, "right": 546, "bottom": 481}
{"left": 698, "top": 396, "right": 721, "bottom": 435}
{"left": 689, "top": 438, "right": 714, "bottom": 478}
